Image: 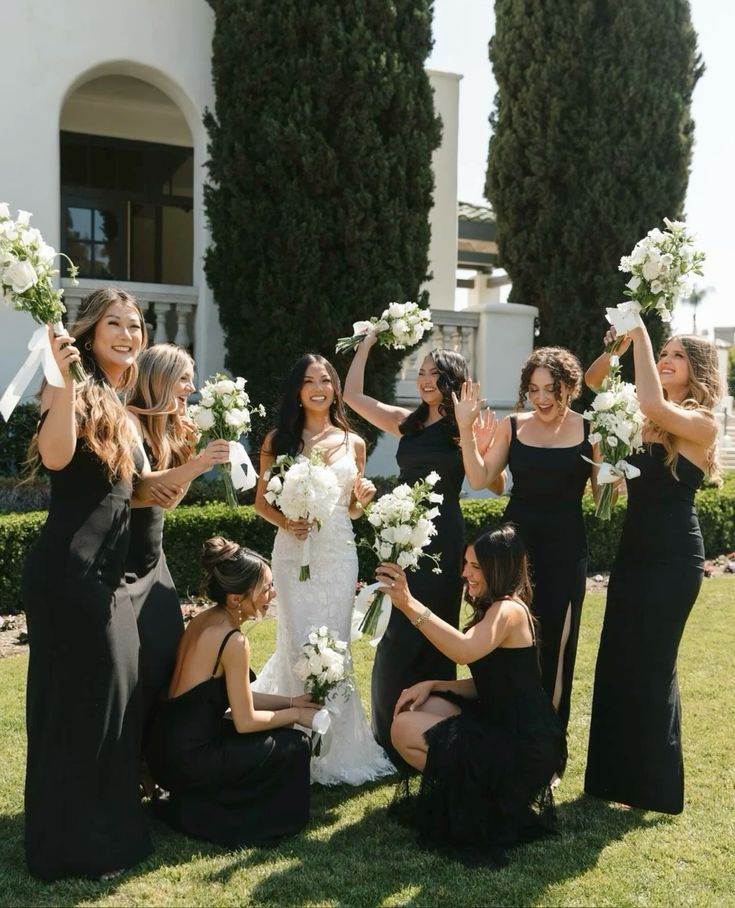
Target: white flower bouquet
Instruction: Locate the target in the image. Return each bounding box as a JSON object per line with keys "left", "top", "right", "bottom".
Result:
{"left": 264, "top": 449, "right": 341, "bottom": 580}
{"left": 293, "top": 625, "right": 351, "bottom": 756}
{"left": 188, "top": 374, "right": 264, "bottom": 507}
{"left": 608, "top": 219, "right": 705, "bottom": 343}
{"left": 584, "top": 357, "right": 645, "bottom": 520}
{"left": 357, "top": 472, "right": 443, "bottom": 638}
{"left": 0, "top": 204, "right": 83, "bottom": 419}
{"left": 335, "top": 301, "right": 433, "bottom": 354}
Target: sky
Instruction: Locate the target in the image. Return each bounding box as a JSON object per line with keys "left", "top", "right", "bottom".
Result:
{"left": 427, "top": 0, "right": 735, "bottom": 335}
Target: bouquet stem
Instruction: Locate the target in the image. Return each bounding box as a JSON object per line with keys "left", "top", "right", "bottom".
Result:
{"left": 358, "top": 590, "right": 385, "bottom": 636}
{"left": 219, "top": 462, "right": 239, "bottom": 508}
{"left": 299, "top": 534, "right": 312, "bottom": 581}
{"left": 52, "top": 321, "right": 86, "bottom": 384}
{"left": 595, "top": 483, "right": 614, "bottom": 521}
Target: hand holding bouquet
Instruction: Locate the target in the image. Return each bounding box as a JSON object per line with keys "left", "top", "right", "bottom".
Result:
{"left": 187, "top": 374, "right": 264, "bottom": 507}
{"left": 607, "top": 219, "right": 705, "bottom": 346}
{"left": 356, "top": 473, "right": 443, "bottom": 638}
{"left": 584, "top": 357, "right": 645, "bottom": 520}
{"left": 293, "top": 626, "right": 351, "bottom": 756}
{"left": 336, "top": 301, "right": 433, "bottom": 354}
{"left": 263, "top": 449, "right": 341, "bottom": 580}
{"left": 0, "top": 204, "right": 83, "bottom": 419}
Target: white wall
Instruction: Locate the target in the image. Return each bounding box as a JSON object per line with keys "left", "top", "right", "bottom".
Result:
{"left": 0, "top": 0, "right": 224, "bottom": 397}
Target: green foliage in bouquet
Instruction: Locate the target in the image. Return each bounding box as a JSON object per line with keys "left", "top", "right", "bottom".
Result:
{"left": 203, "top": 0, "right": 441, "bottom": 448}
{"left": 486, "top": 0, "right": 703, "bottom": 390}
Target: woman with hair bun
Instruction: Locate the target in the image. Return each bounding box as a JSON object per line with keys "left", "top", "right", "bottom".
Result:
{"left": 22, "top": 288, "right": 152, "bottom": 880}
{"left": 454, "top": 347, "right": 601, "bottom": 731}
{"left": 148, "top": 537, "right": 317, "bottom": 847}
{"left": 584, "top": 325, "right": 721, "bottom": 814}
{"left": 345, "top": 335, "right": 471, "bottom": 764}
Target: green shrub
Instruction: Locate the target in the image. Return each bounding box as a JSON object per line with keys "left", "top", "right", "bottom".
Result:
{"left": 0, "top": 402, "right": 39, "bottom": 476}
{"left": 1, "top": 477, "right": 733, "bottom": 613}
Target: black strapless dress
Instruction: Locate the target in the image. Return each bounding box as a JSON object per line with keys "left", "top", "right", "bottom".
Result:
{"left": 148, "top": 629, "right": 311, "bottom": 847}
{"left": 22, "top": 440, "right": 151, "bottom": 881}
{"left": 126, "top": 488, "right": 184, "bottom": 738}
{"left": 503, "top": 415, "right": 592, "bottom": 728}
{"left": 391, "top": 615, "right": 567, "bottom": 866}
{"left": 371, "top": 419, "right": 465, "bottom": 763}
{"left": 585, "top": 444, "right": 705, "bottom": 814}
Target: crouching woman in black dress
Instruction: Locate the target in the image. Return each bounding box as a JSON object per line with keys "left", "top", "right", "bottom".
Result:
{"left": 149, "top": 537, "right": 318, "bottom": 847}
{"left": 381, "top": 525, "right": 566, "bottom": 866}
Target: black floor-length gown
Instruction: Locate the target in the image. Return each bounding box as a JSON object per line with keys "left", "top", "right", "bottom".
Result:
{"left": 126, "top": 495, "right": 184, "bottom": 735}
{"left": 371, "top": 418, "right": 465, "bottom": 763}
{"left": 148, "top": 629, "right": 311, "bottom": 847}
{"left": 503, "top": 415, "right": 592, "bottom": 728}
{"left": 23, "top": 440, "right": 151, "bottom": 881}
{"left": 585, "top": 444, "right": 705, "bottom": 814}
{"left": 391, "top": 607, "right": 567, "bottom": 866}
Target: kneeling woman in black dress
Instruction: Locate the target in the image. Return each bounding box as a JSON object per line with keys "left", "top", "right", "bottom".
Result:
{"left": 382, "top": 525, "right": 567, "bottom": 866}
{"left": 149, "top": 537, "right": 318, "bottom": 847}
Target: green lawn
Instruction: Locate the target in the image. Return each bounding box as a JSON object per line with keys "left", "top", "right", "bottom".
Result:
{"left": 1, "top": 579, "right": 733, "bottom": 907}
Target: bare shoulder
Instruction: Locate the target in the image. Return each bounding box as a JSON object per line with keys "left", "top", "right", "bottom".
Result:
{"left": 350, "top": 433, "right": 367, "bottom": 454}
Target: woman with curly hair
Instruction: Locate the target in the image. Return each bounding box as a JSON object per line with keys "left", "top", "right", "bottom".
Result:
{"left": 454, "top": 347, "right": 600, "bottom": 730}
{"left": 345, "top": 333, "right": 473, "bottom": 764}
{"left": 22, "top": 288, "right": 152, "bottom": 880}
{"left": 584, "top": 324, "right": 721, "bottom": 813}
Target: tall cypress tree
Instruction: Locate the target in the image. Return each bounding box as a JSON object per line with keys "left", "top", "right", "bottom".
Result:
{"left": 204, "top": 0, "right": 441, "bottom": 438}
{"left": 486, "top": 1, "right": 702, "bottom": 376}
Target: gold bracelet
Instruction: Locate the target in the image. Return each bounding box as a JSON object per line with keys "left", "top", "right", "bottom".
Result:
{"left": 411, "top": 607, "right": 432, "bottom": 628}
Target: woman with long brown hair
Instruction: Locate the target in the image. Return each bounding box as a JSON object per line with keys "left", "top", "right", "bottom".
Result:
{"left": 22, "top": 288, "right": 152, "bottom": 880}
{"left": 584, "top": 323, "right": 721, "bottom": 813}
{"left": 126, "top": 344, "right": 230, "bottom": 741}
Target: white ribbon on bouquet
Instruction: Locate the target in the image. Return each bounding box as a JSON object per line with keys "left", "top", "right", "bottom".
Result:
{"left": 595, "top": 459, "right": 641, "bottom": 485}
{"left": 351, "top": 581, "right": 392, "bottom": 646}
{"left": 0, "top": 323, "right": 64, "bottom": 421}
{"left": 605, "top": 301, "right": 644, "bottom": 336}
{"left": 228, "top": 441, "right": 257, "bottom": 491}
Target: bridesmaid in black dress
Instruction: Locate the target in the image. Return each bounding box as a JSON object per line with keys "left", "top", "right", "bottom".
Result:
{"left": 22, "top": 288, "right": 152, "bottom": 880}
{"left": 148, "top": 537, "right": 317, "bottom": 846}
{"left": 584, "top": 323, "right": 721, "bottom": 813}
{"left": 345, "top": 334, "right": 478, "bottom": 763}
{"left": 126, "top": 344, "right": 230, "bottom": 738}
{"left": 383, "top": 525, "right": 566, "bottom": 866}
{"left": 455, "top": 348, "right": 600, "bottom": 729}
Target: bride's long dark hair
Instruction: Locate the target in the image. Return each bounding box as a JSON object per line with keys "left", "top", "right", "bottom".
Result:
{"left": 265, "top": 354, "right": 353, "bottom": 458}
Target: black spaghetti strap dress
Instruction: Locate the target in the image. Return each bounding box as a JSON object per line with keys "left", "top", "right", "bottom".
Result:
{"left": 126, "top": 452, "right": 184, "bottom": 738}
{"left": 503, "top": 414, "right": 592, "bottom": 728}
{"left": 22, "top": 437, "right": 151, "bottom": 881}
{"left": 391, "top": 606, "right": 567, "bottom": 866}
{"left": 148, "top": 629, "right": 311, "bottom": 847}
{"left": 371, "top": 418, "right": 465, "bottom": 764}
{"left": 585, "top": 444, "right": 705, "bottom": 814}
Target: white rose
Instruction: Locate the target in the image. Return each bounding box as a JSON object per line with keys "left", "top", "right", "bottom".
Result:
{"left": 308, "top": 632, "right": 319, "bottom": 646}
{"left": 387, "top": 302, "right": 407, "bottom": 319}
{"left": 192, "top": 407, "right": 215, "bottom": 431}
{"left": 591, "top": 391, "right": 615, "bottom": 412}
{"left": 216, "top": 379, "right": 236, "bottom": 395}
{"left": 4, "top": 259, "right": 38, "bottom": 293}
{"left": 225, "top": 408, "right": 247, "bottom": 428}
{"left": 318, "top": 625, "right": 329, "bottom": 637}
{"left": 392, "top": 524, "right": 413, "bottom": 545}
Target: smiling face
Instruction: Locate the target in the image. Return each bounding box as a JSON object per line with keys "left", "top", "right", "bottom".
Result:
{"left": 240, "top": 565, "right": 275, "bottom": 619}
{"left": 463, "top": 545, "right": 487, "bottom": 600}
{"left": 526, "top": 367, "right": 569, "bottom": 422}
{"left": 174, "top": 362, "right": 195, "bottom": 415}
{"left": 299, "top": 362, "right": 335, "bottom": 412}
{"left": 416, "top": 355, "right": 442, "bottom": 406}
{"left": 657, "top": 338, "right": 691, "bottom": 400}
{"left": 92, "top": 301, "right": 144, "bottom": 380}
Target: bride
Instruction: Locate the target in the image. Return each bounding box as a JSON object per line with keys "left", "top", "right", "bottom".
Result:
{"left": 253, "top": 353, "right": 394, "bottom": 785}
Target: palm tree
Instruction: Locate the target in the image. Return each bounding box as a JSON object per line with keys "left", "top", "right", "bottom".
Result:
{"left": 683, "top": 284, "right": 713, "bottom": 334}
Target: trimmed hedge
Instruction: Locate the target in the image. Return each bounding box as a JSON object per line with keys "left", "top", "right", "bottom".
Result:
{"left": 2, "top": 481, "right": 733, "bottom": 614}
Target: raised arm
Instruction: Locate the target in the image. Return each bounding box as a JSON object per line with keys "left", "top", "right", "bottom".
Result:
{"left": 585, "top": 328, "right": 632, "bottom": 391}
{"left": 453, "top": 382, "right": 509, "bottom": 491}
{"left": 629, "top": 324, "right": 717, "bottom": 447}
{"left": 36, "top": 330, "right": 83, "bottom": 471}
{"left": 343, "top": 332, "right": 410, "bottom": 436}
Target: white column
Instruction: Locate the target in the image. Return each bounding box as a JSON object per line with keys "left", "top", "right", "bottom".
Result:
{"left": 173, "top": 302, "right": 193, "bottom": 348}
{"left": 153, "top": 302, "right": 171, "bottom": 344}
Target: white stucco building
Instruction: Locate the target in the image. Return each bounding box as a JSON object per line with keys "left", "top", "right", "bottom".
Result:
{"left": 0, "top": 0, "right": 536, "bottom": 475}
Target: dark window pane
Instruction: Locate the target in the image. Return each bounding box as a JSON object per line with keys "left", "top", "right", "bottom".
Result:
{"left": 66, "top": 207, "right": 92, "bottom": 241}
{"left": 169, "top": 151, "right": 194, "bottom": 198}
{"left": 118, "top": 147, "right": 145, "bottom": 193}
{"left": 161, "top": 205, "right": 193, "bottom": 284}
{"left": 89, "top": 145, "right": 117, "bottom": 189}
{"left": 60, "top": 144, "right": 87, "bottom": 186}
{"left": 91, "top": 243, "right": 114, "bottom": 278}
{"left": 93, "top": 209, "right": 118, "bottom": 243}
{"left": 131, "top": 204, "right": 157, "bottom": 283}
{"left": 66, "top": 240, "right": 92, "bottom": 277}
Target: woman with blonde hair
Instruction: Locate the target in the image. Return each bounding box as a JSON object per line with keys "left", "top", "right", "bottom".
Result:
{"left": 126, "top": 344, "right": 230, "bottom": 739}
{"left": 584, "top": 323, "right": 721, "bottom": 813}
{"left": 454, "top": 347, "right": 601, "bottom": 731}
{"left": 22, "top": 288, "right": 152, "bottom": 880}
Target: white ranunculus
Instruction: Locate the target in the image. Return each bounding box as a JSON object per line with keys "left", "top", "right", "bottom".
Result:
{"left": 192, "top": 407, "right": 215, "bottom": 431}
{"left": 387, "top": 301, "right": 407, "bottom": 319}
{"left": 4, "top": 258, "right": 38, "bottom": 293}
{"left": 591, "top": 391, "right": 615, "bottom": 412}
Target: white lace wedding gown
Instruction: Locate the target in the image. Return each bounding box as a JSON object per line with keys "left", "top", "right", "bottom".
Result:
{"left": 252, "top": 445, "right": 395, "bottom": 785}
